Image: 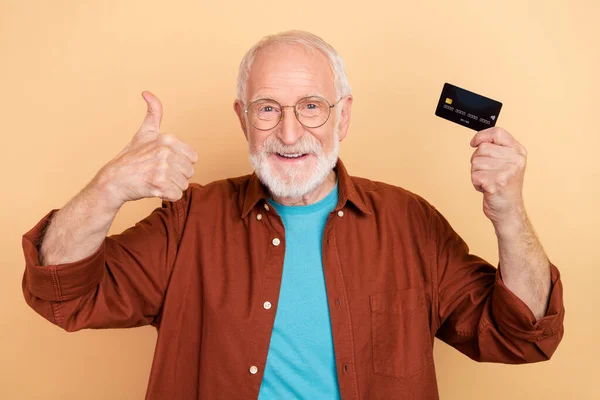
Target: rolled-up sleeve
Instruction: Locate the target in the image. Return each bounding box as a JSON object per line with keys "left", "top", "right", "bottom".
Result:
{"left": 430, "top": 205, "right": 565, "bottom": 364}
{"left": 23, "top": 209, "right": 106, "bottom": 303}
{"left": 489, "top": 262, "right": 564, "bottom": 359}
{"left": 22, "top": 193, "right": 189, "bottom": 332}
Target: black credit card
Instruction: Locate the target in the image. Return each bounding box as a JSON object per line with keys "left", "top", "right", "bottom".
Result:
{"left": 435, "top": 83, "right": 502, "bottom": 131}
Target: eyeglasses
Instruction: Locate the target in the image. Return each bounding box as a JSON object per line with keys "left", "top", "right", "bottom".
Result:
{"left": 244, "top": 96, "right": 342, "bottom": 131}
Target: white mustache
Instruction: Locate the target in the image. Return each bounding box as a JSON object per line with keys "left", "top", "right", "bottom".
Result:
{"left": 261, "top": 134, "right": 323, "bottom": 156}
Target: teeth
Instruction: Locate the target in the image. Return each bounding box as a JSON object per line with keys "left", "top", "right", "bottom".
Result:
{"left": 279, "top": 153, "right": 304, "bottom": 158}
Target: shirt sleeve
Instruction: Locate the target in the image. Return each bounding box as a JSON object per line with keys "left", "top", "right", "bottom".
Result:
{"left": 429, "top": 205, "right": 565, "bottom": 363}
{"left": 21, "top": 194, "right": 188, "bottom": 332}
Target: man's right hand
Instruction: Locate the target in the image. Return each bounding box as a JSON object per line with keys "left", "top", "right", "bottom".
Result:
{"left": 94, "top": 91, "right": 199, "bottom": 210}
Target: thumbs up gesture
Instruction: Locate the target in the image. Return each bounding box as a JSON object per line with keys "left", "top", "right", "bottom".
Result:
{"left": 95, "top": 91, "right": 199, "bottom": 209}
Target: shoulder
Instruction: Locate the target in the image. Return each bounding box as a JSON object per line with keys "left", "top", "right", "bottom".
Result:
{"left": 187, "top": 174, "right": 252, "bottom": 198}
{"left": 179, "top": 174, "right": 254, "bottom": 215}
{"left": 349, "top": 175, "right": 455, "bottom": 243}
{"left": 350, "top": 175, "right": 437, "bottom": 218}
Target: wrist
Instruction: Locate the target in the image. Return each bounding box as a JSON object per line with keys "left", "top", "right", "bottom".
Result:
{"left": 493, "top": 208, "right": 529, "bottom": 239}
{"left": 87, "top": 171, "right": 125, "bottom": 215}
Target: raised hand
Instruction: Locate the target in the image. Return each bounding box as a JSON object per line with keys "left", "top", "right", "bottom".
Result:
{"left": 95, "top": 91, "right": 199, "bottom": 209}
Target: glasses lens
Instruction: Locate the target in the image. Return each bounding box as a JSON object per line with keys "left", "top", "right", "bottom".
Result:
{"left": 248, "top": 99, "right": 281, "bottom": 130}
{"left": 296, "top": 97, "right": 330, "bottom": 128}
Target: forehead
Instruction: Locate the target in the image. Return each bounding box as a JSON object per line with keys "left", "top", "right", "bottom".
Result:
{"left": 246, "top": 43, "right": 335, "bottom": 103}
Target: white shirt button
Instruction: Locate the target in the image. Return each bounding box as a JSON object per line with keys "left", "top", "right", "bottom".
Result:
{"left": 264, "top": 203, "right": 270, "bottom": 211}
{"left": 249, "top": 365, "right": 258, "bottom": 374}
{"left": 263, "top": 301, "right": 272, "bottom": 310}
{"left": 256, "top": 213, "right": 263, "bottom": 221}
{"left": 337, "top": 210, "right": 344, "bottom": 217}
{"left": 272, "top": 238, "right": 281, "bottom": 246}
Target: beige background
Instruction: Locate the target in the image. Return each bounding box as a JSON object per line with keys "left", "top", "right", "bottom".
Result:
{"left": 1, "top": 0, "right": 598, "bottom": 399}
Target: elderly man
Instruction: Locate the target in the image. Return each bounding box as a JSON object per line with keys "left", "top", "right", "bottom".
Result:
{"left": 22, "top": 31, "right": 564, "bottom": 399}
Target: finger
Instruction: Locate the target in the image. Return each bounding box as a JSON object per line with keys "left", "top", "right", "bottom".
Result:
{"left": 159, "top": 185, "right": 184, "bottom": 202}
{"left": 470, "top": 127, "right": 517, "bottom": 148}
{"left": 470, "top": 142, "right": 515, "bottom": 163}
{"left": 168, "top": 168, "right": 190, "bottom": 192}
{"left": 471, "top": 170, "right": 491, "bottom": 193}
{"left": 156, "top": 134, "right": 199, "bottom": 164}
{"left": 171, "top": 152, "right": 195, "bottom": 179}
{"left": 138, "top": 91, "right": 163, "bottom": 134}
{"left": 170, "top": 139, "right": 199, "bottom": 164}
{"left": 471, "top": 156, "right": 507, "bottom": 172}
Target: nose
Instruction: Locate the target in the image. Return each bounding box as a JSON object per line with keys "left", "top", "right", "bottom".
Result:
{"left": 276, "top": 106, "right": 304, "bottom": 145}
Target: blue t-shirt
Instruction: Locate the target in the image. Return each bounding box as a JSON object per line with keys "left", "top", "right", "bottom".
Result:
{"left": 258, "top": 183, "right": 341, "bottom": 400}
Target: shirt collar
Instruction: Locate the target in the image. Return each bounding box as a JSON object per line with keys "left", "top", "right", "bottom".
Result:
{"left": 241, "top": 158, "right": 372, "bottom": 218}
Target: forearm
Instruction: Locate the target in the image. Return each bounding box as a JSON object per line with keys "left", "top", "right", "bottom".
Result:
{"left": 39, "top": 176, "right": 122, "bottom": 266}
{"left": 495, "top": 209, "right": 552, "bottom": 321}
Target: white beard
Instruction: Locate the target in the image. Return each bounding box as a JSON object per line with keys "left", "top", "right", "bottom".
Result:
{"left": 249, "top": 126, "right": 340, "bottom": 199}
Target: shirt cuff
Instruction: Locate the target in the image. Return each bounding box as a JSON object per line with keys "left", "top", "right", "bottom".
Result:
{"left": 491, "top": 261, "right": 564, "bottom": 343}
{"left": 22, "top": 209, "right": 105, "bottom": 302}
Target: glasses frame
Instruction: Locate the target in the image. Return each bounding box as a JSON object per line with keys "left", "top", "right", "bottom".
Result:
{"left": 244, "top": 96, "right": 343, "bottom": 131}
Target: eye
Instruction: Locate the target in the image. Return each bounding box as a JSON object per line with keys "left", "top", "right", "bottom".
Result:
{"left": 300, "top": 101, "right": 321, "bottom": 110}
{"left": 255, "top": 101, "right": 281, "bottom": 113}
{"left": 298, "top": 97, "right": 327, "bottom": 112}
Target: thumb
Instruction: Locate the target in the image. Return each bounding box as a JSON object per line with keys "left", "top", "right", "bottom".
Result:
{"left": 137, "top": 90, "right": 163, "bottom": 134}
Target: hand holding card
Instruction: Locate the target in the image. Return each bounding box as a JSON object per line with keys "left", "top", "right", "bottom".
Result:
{"left": 469, "top": 127, "right": 528, "bottom": 230}
{"left": 434, "top": 83, "right": 523, "bottom": 226}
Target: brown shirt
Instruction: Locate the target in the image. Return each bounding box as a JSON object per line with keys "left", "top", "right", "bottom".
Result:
{"left": 22, "top": 159, "right": 565, "bottom": 399}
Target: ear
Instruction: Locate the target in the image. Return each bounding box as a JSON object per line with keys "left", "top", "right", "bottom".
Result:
{"left": 233, "top": 100, "right": 249, "bottom": 140}
{"left": 336, "top": 95, "right": 353, "bottom": 142}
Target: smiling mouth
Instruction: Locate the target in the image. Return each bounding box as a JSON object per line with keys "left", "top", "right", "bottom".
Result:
{"left": 275, "top": 153, "right": 309, "bottom": 159}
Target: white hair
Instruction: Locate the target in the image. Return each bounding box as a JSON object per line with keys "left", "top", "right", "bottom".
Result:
{"left": 236, "top": 30, "right": 352, "bottom": 103}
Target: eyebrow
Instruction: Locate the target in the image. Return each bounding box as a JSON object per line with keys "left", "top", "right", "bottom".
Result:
{"left": 249, "top": 92, "right": 325, "bottom": 103}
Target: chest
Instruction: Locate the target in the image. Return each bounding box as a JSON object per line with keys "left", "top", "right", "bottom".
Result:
{"left": 165, "top": 207, "right": 433, "bottom": 322}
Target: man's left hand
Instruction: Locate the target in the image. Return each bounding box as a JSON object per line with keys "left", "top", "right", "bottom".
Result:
{"left": 470, "top": 127, "right": 528, "bottom": 227}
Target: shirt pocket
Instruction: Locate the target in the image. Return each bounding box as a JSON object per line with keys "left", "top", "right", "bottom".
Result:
{"left": 370, "top": 287, "right": 434, "bottom": 378}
